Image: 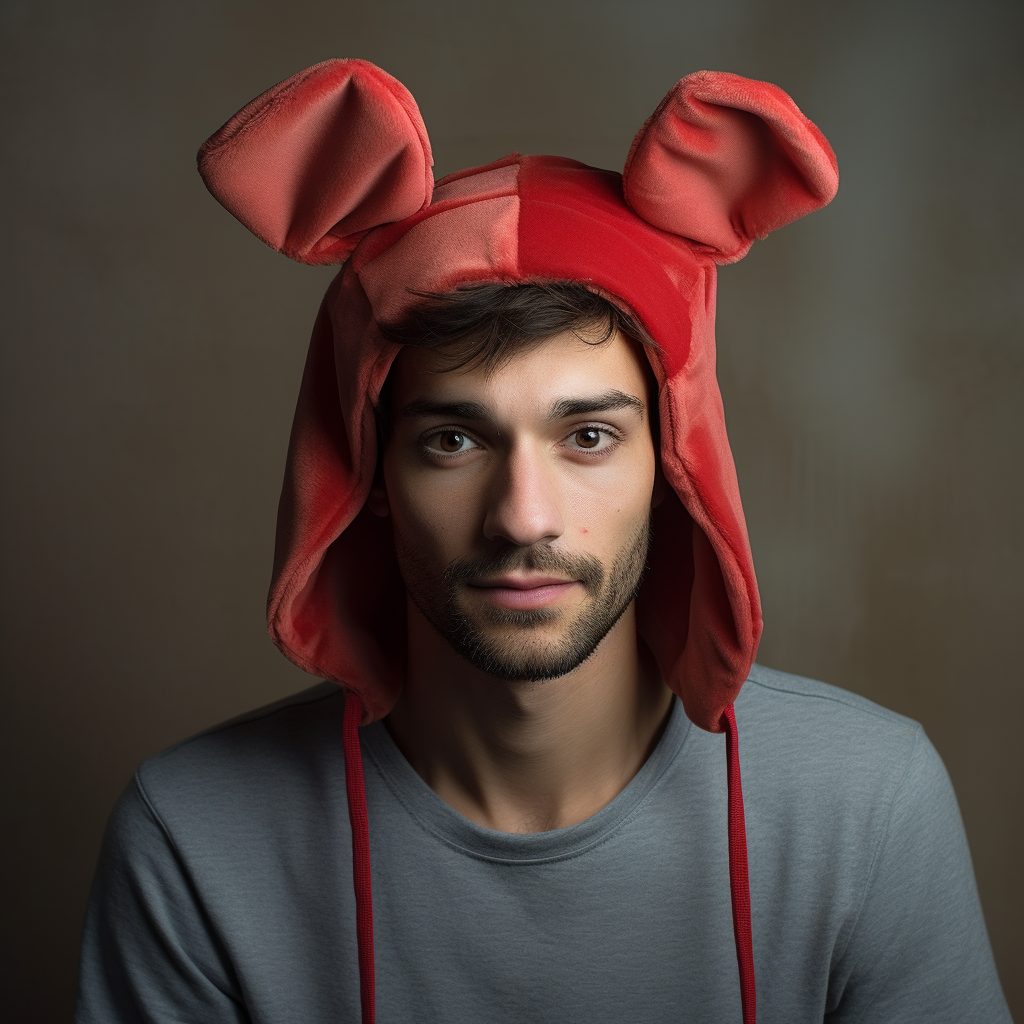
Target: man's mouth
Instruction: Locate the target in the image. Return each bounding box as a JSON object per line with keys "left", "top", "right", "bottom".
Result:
{"left": 466, "top": 575, "right": 581, "bottom": 610}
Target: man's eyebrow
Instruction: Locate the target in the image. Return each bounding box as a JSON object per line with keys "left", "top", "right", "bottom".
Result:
{"left": 398, "top": 398, "right": 492, "bottom": 420}
{"left": 397, "top": 390, "right": 646, "bottom": 422}
{"left": 549, "top": 390, "right": 645, "bottom": 420}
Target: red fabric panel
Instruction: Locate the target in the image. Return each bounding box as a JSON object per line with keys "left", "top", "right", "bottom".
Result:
{"left": 515, "top": 157, "right": 702, "bottom": 375}
{"left": 267, "top": 269, "right": 406, "bottom": 723}
{"left": 354, "top": 157, "right": 521, "bottom": 271}
{"left": 358, "top": 195, "right": 521, "bottom": 323}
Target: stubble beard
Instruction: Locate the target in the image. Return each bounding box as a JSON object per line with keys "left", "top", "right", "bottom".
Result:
{"left": 395, "top": 516, "right": 652, "bottom": 682}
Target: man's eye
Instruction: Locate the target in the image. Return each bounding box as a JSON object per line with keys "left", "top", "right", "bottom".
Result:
{"left": 566, "top": 427, "right": 617, "bottom": 452}
{"left": 425, "top": 430, "right": 478, "bottom": 455}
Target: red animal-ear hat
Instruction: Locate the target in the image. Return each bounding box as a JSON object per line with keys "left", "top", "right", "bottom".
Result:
{"left": 199, "top": 59, "right": 838, "bottom": 1024}
{"left": 199, "top": 59, "right": 837, "bottom": 735}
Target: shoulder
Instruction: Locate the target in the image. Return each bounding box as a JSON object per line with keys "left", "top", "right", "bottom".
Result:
{"left": 739, "top": 662, "right": 924, "bottom": 767}
{"left": 734, "top": 664, "right": 949, "bottom": 851}
{"left": 731, "top": 677, "right": 1009, "bottom": 1019}
{"left": 743, "top": 662, "right": 920, "bottom": 729}
{"left": 140, "top": 680, "right": 347, "bottom": 780}
{"left": 133, "top": 681, "right": 349, "bottom": 837}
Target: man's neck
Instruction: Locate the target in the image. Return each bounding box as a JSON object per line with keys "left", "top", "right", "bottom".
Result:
{"left": 384, "top": 602, "right": 673, "bottom": 834}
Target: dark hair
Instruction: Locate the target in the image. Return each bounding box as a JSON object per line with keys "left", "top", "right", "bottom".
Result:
{"left": 375, "top": 281, "right": 659, "bottom": 443}
{"left": 378, "top": 281, "right": 657, "bottom": 371}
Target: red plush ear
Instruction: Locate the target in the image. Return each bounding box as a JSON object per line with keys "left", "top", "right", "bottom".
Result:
{"left": 198, "top": 59, "right": 433, "bottom": 266}
{"left": 623, "top": 71, "right": 838, "bottom": 264}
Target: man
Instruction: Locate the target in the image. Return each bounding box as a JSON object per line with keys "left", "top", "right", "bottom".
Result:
{"left": 76, "top": 61, "right": 1010, "bottom": 1023}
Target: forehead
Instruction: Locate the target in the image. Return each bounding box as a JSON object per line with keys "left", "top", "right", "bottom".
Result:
{"left": 387, "top": 329, "right": 654, "bottom": 415}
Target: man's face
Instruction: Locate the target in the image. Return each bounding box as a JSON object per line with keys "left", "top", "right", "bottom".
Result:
{"left": 378, "top": 328, "right": 658, "bottom": 681}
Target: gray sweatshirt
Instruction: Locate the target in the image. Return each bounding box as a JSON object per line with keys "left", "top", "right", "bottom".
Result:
{"left": 75, "top": 664, "right": 1011, "bottom": 1022}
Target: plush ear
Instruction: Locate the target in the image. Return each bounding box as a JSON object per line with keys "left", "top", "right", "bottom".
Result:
{"left": 198, "top": 59, "right": 434, "bottom": 266}
{"left": 623, "top": 71, "right": 838, "bottom": 264}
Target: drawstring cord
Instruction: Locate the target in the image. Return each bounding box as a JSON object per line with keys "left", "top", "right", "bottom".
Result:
{"left": 724, "top": 703, "right": 756, "bottom": 1023}
{"left": 343, "top": 693, "right": 376, "bottom": 1024}
{"left": 342, "top": 693, "right": 755, "bottom": 1024}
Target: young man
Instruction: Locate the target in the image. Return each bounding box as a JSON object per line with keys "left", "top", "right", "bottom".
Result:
{"left": 76, "top": 61, "right": 1010, "bottom": 1023}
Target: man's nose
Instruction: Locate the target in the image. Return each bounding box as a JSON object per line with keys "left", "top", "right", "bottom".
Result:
{"left": 482, "top": 446, "right": 565, "bottom": 547}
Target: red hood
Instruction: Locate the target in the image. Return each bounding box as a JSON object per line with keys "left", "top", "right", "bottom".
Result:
{"left": 198, "top": 59, "right": 838, "bottom": 732}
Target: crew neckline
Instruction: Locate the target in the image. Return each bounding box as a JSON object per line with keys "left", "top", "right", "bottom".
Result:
{"left": 360, "top": 696, "right": 691, "bottom": 864}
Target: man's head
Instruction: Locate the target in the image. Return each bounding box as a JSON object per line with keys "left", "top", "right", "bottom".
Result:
{"left": 370, "top": 283, "right": 660, "bottom": 681}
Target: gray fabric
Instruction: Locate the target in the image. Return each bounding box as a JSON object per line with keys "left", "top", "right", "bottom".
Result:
{"left": 75, "top": 664, "right": 1011, "bottom": 1023}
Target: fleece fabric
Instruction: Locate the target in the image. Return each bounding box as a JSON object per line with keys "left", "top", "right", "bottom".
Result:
{"left": 75, "top": 665, "right": 1010, "bottom": 1024}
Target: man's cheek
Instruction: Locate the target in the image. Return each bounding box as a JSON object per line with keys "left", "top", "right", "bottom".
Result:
{"left": 394, "top": 496, "right": 476, "bottom": 564}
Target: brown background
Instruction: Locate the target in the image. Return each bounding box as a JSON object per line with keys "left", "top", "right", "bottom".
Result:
{"left": 3, "top": 0, "right": 1021, "bottom": 1019}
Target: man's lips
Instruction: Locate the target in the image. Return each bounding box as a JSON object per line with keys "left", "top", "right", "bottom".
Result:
{"left": 466, "top": 575, "right": 581, "bottom": 610}
{"left": 471, "top": 575, "right": 573, "bottom": 590}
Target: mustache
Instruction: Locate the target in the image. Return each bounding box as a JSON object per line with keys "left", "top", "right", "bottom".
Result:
{"left": 443, "top": 545, "right": 605, "bottom": 592}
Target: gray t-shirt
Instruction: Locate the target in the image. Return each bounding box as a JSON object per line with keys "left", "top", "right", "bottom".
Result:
{"left": 75, "top": 664, "right": 1011, "bottom": 1022}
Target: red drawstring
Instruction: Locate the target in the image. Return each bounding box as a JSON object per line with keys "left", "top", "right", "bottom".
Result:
{"left": 723, "top": 703, "right": 756, "bottom": 1023}
{"left": 343, "top": 692, "right": 754, "bottom": 1024}
{"left": 343, "top": 693, "right": 376, "bottom": 1024}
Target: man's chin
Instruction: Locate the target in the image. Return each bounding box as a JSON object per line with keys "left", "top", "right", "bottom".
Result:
{"left": 452, "top": 638, "right": 600, "bottom": 683}
{"left": 440, "top": 607, "right": 614, "bottom": 682}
